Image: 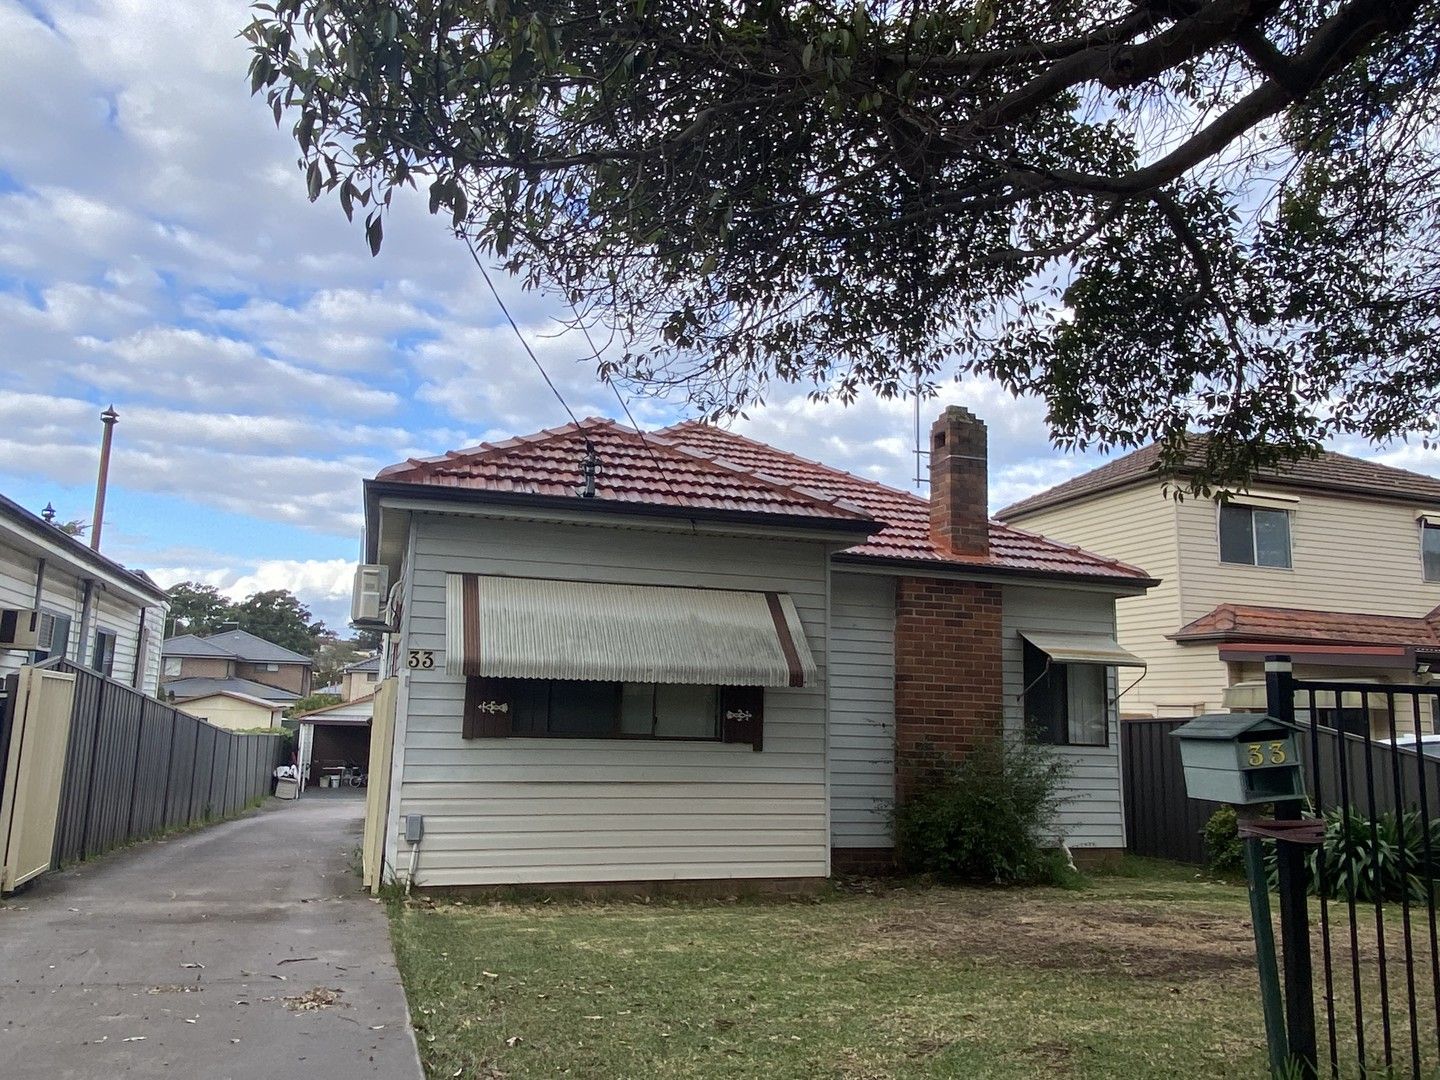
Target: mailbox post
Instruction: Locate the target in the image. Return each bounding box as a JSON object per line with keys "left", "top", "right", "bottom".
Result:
{"left": 1173, "top": 713, "right": 1308, "bottom": 1078}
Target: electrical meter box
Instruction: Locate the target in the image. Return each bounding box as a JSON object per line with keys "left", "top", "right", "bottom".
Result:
{"left": 1170, "top": 713, "right": 1305, "bottom": 805}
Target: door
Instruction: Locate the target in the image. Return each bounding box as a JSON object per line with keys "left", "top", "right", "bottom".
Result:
{"left": 1, "top": 667, "right": 77, "bottom": 892}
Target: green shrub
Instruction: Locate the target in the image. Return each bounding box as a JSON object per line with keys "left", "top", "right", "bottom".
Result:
{"left": 894, "top": 736, "right": 1069, "bottom": 885}
{"left": 1203, "top": 806, "right": 1247, "bottom": 875}
{"left": 1276, "top": 807, "right": 1440, "bottom": 904}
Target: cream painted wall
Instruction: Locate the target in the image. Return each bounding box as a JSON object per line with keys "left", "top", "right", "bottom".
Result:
{"left": 177, "top": 694, "right": 283, "bottom": 731}
{"left": 1008, "top": 483, "right": 1440, "bottom": 717}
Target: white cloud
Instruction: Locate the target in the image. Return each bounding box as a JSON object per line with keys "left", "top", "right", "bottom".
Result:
{"left": 148, "top": 557, "right": 356, "bottom": 629}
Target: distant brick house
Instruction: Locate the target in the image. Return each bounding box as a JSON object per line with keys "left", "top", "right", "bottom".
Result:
{"left": 363, "top": 409, "right": 1156, "bottom": 889}
{"left": 161, "top": 629, "right": 313, "bottom": 710}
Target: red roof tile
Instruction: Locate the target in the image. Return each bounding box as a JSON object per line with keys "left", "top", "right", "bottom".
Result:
{"left": 660, "top": 423, "right": 1154, "bottom": 582}
{"left": 377, "top": 420, "right": 875, "bottom": 524}
{"left": 1172, "top": 604, "right": 1440, "bottom": 649}
{"left": 375, "top": 418, "right": 1155, "bottom": 585}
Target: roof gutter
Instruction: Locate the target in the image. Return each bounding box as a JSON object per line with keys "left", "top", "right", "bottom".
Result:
{"left": 363, "top": 479, "right": 881, "bottom": 563}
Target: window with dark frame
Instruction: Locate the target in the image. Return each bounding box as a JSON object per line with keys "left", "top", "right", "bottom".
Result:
{"left": 1423, "top": 522, "right": 1440, "bottom": 583}
{"left": 463, "top": 677, "right": 763, "bottom": 748}
{"left": 1022, "top": 640, "right": 1109, "bottom": 747}
{"left": 1218, "top": 503, "right": 1292, "bottom": 568}
{"left": 92, "top": 629, "right": 117, "bottom": 678}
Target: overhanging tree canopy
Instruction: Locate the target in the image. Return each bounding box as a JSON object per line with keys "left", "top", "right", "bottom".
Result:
{"left": 245, "top": 0, "right": 1440, "bottom": 487}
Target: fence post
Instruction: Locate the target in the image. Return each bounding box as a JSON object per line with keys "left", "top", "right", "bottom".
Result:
{"left": 157, "top": 706, "right": 177, "bottom": 832}
{"left": 1267, "top": 654, "right": 1318, "bottom": 1079}
{"left": 79, "top": 674, "right": 107, "bottom": 860}
{"left": 123, "top": 694, "right": 146, "bottom": 842}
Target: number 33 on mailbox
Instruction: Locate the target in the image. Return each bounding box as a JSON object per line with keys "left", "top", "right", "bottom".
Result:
{"left": 1171, "top": 714, "right": 1306, "bottom": 806}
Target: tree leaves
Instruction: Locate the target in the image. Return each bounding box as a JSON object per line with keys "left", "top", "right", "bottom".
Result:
{"left": 243, "top": 0, "right": 1440, "bottom": 485}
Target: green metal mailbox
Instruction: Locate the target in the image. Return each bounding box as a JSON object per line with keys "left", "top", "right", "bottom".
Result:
{"left": 1170, "top": 713, "right": 1305, "bottom": 805}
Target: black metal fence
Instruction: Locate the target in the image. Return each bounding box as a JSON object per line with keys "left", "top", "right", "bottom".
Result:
{"left": 1279, "top": 675, "right": 1440, "bottom": 1079}
{"left": 25, "top": 659, "right": 287, "bottom": 867}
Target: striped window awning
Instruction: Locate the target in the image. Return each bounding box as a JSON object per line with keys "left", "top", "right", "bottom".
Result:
{"left": 1020, "top": 630, "right": 1147, "bottom": 668}
{"left": 444, "top": 575, "right": 816, "bottom": 687}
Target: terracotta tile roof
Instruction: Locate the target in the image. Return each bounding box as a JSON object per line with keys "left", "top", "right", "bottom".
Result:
{"left": 998, "top": 438, "right": 1440, "bottom": 520}
{"left": 374, "top": 418, "right": 1153, "bottom": 584}
{"left": 376, "top": 419, "right": 875, "bottom": 524}
{"left": 657, "top": 423, "right": 1153, "bottom": 582}
{"left": 1172, "top": 603, "right": 1440, "bottom": 649}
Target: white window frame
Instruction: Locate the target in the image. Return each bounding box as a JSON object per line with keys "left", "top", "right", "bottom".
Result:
{"left": 1217, "top": 502, "right": 1293, "bottom": 569}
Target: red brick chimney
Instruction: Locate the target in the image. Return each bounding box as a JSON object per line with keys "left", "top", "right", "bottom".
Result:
{"left": 928, "top": 406, "right": 989, "bottom": 557}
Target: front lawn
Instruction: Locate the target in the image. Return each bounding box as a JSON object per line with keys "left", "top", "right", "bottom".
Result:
{"left": 389, "top": 861, "right": 1275, "bottom": 1078}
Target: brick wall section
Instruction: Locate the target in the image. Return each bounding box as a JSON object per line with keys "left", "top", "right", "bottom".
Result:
{"left": 893, "top": 576, "right": 1005, "bottom": 800}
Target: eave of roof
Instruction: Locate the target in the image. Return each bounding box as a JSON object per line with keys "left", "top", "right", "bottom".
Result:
{"left": 999, "top": 439, "right": 1440, "bottom": 520}
{"left": 0, "top": 492, "right": 169, "bottom": 603}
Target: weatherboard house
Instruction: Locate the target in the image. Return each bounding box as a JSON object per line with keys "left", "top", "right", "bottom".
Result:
{"left": 360, "top": 409, "right": 1155, "bottom": 889}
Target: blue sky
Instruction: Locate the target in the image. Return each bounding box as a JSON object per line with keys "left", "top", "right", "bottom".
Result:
{"left": 2, "top": 0, "right": 1437, "bottom": 631}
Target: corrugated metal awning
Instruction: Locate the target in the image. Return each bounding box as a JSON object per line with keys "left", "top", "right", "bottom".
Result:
{"left": 1020, "top": 630, "right": 1147, "bottom": 668}
{"left": 444, "top": 575, "right": 816, "bottom": 687}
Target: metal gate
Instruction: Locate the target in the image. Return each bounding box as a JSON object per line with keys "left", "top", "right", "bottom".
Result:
{"left": 1267, "top": 659, "right": 1440, "bottom": 1078}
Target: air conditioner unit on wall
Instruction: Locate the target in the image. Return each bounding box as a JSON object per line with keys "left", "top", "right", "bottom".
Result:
{"left": 351, "top": 565, "right": 390, "bottom": 628}
{"left": 0, "top": 608, "right": 41, "bottom": 651}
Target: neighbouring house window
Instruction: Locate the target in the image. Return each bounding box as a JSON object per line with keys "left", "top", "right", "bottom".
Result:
{"left": 1219, "top": 504, "right": 1292, "bottom": 568}
{"left": 1023, "top": 640, "right": 1109, "bottom": 746}
{"left": 265, "top": 662, "right": 280, "bottom": 672}
{"left": 462, "top": 677, "right": 763, "bottom": 748}
{"left": 1424, "top": 522, "right": 1440, "bottom": 582}
{"left": 92, "top": 629, "right": 117, "bottom": 678}
{"left": 32, "top": 610, "right": 71, "bottom": 664}
{"left": 163, "top": 656, "right": 182, "bottom": 678}
{"left": 366, "top": 672, "right": 377, "bottom": 683}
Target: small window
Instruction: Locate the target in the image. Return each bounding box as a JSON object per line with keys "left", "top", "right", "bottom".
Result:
{"left": 1023, "top": 640, "right": 1109, "bottom": 747}
{"left": 163, "top": 656, "right": 182, "bottom": 678}
{"left": 265, "top": 662, "right": 280, "bottom": 672}
{"left": 1219, "top": 504, "right": 1292, "bottom": 568}
{"left": 1424, "top": 523, "right": 1440, "bottom": 583}
{"left": 92, "top": 630, "right": 117, "bottom": 678}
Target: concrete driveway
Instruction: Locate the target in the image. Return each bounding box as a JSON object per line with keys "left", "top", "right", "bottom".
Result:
{"left": 0, "top": 792, "right": 423, "bottom": 1080}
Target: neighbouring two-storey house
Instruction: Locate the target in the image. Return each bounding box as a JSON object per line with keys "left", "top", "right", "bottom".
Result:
{"left": 359, "top": 409, "right": 1157, "bottom": 891}
{"left": 161, "top": 629, "right": 313, "bottom": 729}
{"left": 998, "top": 441, "right": 1440, "bottom": 735}
{"left": 0, "top": 492, "right": 168, "bottom": 694}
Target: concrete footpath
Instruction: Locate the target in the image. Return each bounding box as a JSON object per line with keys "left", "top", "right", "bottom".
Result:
{"left": 0, "top": 792, "right": 424, "bottom": 1080}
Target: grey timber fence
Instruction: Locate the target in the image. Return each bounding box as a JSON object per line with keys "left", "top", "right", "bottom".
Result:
{"left": 36, "top": 658, "right": 287, "bottom": 867}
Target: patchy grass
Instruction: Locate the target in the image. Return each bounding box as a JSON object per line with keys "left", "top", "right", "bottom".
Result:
{"left": 389, "top": 871, "right": 1277, "bottom": 1079}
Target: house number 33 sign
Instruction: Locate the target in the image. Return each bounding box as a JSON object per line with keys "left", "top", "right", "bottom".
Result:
{"left": 1246, "top": 741, "right": 1288, "bottom": 767}
{"left": 406, "top": 649, "right": 436, "bottom": 670}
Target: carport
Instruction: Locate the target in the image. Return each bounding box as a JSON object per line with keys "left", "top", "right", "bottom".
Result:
{"left": 295, "top": 694, "right": 373, "bottom": 790}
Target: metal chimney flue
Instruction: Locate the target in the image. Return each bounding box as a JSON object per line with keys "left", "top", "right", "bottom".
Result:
{"left": 91, "top": 405, "right": 118, "bottom": 551}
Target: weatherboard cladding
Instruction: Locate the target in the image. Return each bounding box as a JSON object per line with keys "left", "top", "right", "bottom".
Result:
{"left": 376, "top": 419, "right": 1150, "bottom": 584}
